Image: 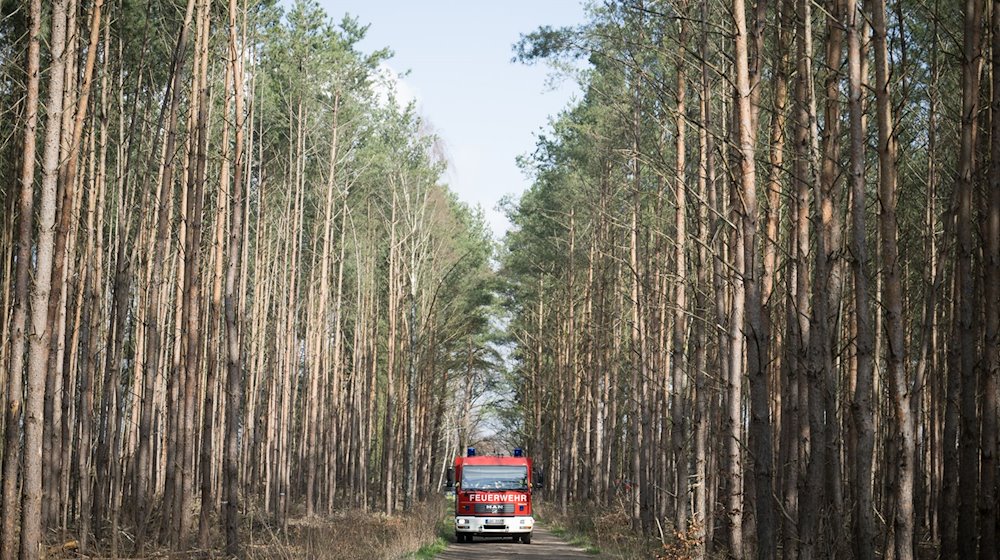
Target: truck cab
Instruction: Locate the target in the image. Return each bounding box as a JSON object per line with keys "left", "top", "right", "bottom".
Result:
{"left": 449, "top": 448, "right": 536, "bottom": 544}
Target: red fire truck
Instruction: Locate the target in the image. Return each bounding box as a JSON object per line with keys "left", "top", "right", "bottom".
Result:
{"left": 447, "top": 447, "right": 539, "bottom": 544}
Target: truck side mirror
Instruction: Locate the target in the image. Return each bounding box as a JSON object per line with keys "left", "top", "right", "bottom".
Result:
{"left": 445, "top": 467, "right": 455, "bottom": 490}
{"left": 533, "top": 468, "right": 544, "bottom": 488}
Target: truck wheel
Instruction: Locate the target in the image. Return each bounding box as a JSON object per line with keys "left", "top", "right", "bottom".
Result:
{"left": 522, "top": 534, "right": 531, "bottom": 544}
{"left": 456, "top": 533, "right": 465, "bottom": 543}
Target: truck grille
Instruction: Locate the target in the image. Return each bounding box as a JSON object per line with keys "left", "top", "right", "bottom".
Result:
{"left": 474, "top": 503, "right": 515, "bottom": 514}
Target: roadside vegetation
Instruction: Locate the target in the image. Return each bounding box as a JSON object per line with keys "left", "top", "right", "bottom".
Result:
{"left": 539, "top": 500, "right": 727, "bottom": 560}
{"left": 242, "top": 501, "right": 447, "bottom": 560}
{"left": 536, "top": 498, "right": 688, "bottom": 560}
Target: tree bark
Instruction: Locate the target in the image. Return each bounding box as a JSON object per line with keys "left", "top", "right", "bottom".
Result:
{"left": 670, "top": 12, "right": 690, "bottom": 535}
{"left": 980, "top": 3, "right": 1000, "bottom": 558}
{"left": 955, "top": 0, "right": 984, "bottom": 556}
{"left": 846, "top": 0, "right": 875, "bottom": 556}
{"left": 732, "top": 0, "right": 764, "bottom": 555}
{"left": 1, "top": 0, "right": 42, "bottom": 555}
{"left": 223, "top": 0, "right": 246, "bottom": 549}
{"left": 871, "top": 0, "right": 915, "bottom": 556}
{"left": 21, "top": 1, "right": 68, "bottom": 557}
{"left": 693, "top": 3, "right": 714, "bottom": 546}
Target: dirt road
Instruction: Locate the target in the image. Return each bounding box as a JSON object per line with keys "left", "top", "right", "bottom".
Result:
{"left": 433, "top": 526, "right": 603, "bottom": 559}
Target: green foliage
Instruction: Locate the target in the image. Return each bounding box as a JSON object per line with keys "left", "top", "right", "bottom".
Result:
{"left": 513, "top": 25, "right": 582, "bottom": 64}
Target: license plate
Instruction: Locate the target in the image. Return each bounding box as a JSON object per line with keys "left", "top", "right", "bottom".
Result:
{"left": 486, "top": 519, "right": 504, "bottom": 525}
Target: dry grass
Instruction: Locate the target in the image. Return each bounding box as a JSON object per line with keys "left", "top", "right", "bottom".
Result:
{"left": 245, "top": 501, "right": 446, "bottom": 560}
{"left": 536, "top": 499, "right": 715, "bottom": 560}
{"left": 34, "top": 501, "right": 445, "bottom": 559}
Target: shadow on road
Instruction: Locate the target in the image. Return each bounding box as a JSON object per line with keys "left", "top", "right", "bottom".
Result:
{"left": 434, "top": 527, "right": 603, "bottom": 559}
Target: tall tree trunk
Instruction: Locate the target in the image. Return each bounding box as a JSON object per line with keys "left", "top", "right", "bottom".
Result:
{"left": 306, "top": 90, "right": 341, "bottom": 516}
{"left": 979, "top": 0, "right": 1000, "bottom": 560}
{"left": 179, "top": 7, "right": 210, "bottom": 543}
{"left": 384, "top": 192, "right": 399, "bottom": 515}
{"left": 955, "top": 0, "right": 984, "bottom": 556}
{"left": 871, "top": 0, "right": 915, "bottom": 556}
{"left": 732, "top": 0, "right": 763, "bottom": 555}
{"left": 761, "top": 2, "right": 790, "bottom": 553}
{"left": 817, "top": 2, "right": 845, "bottom": 545}
{"left": 846, "top": 0, "right": 875, "bottom": 556}
{"left": 670, "top": 12, "right": 690, "bottom": 535}
{"left": 76, "top": 69, "right": 109, "bottom": 550}
{"left": 21, "top": 1, "right": 68, "bottom": 557}
{"left": 1, "top": 0, "right": 42, "bottom": 555}
{"left": 792, "top": 0, "right": 817, "bottom": 554}
{"left": 693, "top": 3, "right": 714, "bottom": 546}
{"left": 223, "top": 0, "right": 246, "bottom": 549}
{"left": 980, "top": 4, "right": 1000, "bottom": 558}
{"left": 628, "top": 69, "right": 645, "bottom": 531}
{"left": 200, "top": 0, "right": 228, "bottom": 544}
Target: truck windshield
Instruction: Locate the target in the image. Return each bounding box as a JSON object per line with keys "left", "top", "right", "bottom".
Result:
{"left": 461, "top": 465, "right": 528, "bottom": 491}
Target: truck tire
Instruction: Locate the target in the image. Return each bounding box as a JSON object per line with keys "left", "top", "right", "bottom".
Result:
{"left": 522, "top": 533, "right": 531, "bottom": 544}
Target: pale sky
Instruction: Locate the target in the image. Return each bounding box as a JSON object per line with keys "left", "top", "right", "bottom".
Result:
{"left": 316, "top": 0, "right": 587, "bottom": 238}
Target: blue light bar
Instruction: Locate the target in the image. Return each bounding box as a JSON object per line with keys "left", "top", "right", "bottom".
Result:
{"left": 467, "top": 447, "right": 476, "bottom": 457}
{"left": 513, "top": 448, "right": 523, "bottom": 457}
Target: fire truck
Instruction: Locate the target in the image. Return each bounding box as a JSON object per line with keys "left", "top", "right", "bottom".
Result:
{"left": 447, "top": 447, "right": 540, "bottom": 544}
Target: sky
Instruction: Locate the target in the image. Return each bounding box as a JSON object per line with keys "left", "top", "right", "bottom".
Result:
{"left": 316, "top": 0, "right": 588, "bottom": 239}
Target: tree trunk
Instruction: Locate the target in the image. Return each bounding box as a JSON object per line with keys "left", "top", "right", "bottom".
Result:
{"left": 1, "top": 0, "right": 42, "bottom": 555}
{"left": 200, "top": 66, "right": 230, "bottom": 560}
{"left": 955, "top": 0, "right": 984, "bottom": 556}
{"left": 223, "top": 0, "right": 246, "bottom": 549}
{"left": 670, "top": 12, "right": 690, "bottom": 535}
{"left": 980, "top": 3, "right": 1000, "bottom": 557}
{"left": 179, "top": 8, "right": 209, "bottom": 542}
{"left": 21, "top": 1, "right": 68, "bottom": 557}
{"left": 846, "top": 0, "right": 875, "bottom": 555}
{"left": 732, "top": 0, "right": 762, "bottom": 554}
{"left": 693, "top": 4, "right": 714, "bottom": 546}
{"left": 817, "top": 2, "right": 845, "bottom": 545}
{"left": 871, "top": 0, "right": 915, "bottom": 556}
{"left": 792, "top": 0, "right": 817, "bottom": 554}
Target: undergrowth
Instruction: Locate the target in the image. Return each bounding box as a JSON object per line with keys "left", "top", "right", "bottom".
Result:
{"left": 244, "top": 500, "right": 446, "bottom": 560}
{"left": 39, "top": 500, "right": 447, "bottom": 559}
{"left": 405, "top": 506, "right": 453, "bottom": 560}
{"left": 536, "top": 499, "right": 716, "bottom": 560}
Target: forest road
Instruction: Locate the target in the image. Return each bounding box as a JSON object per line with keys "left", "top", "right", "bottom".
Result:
{"left": 433, "top": 526, "right": 604, "bottom": 559}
